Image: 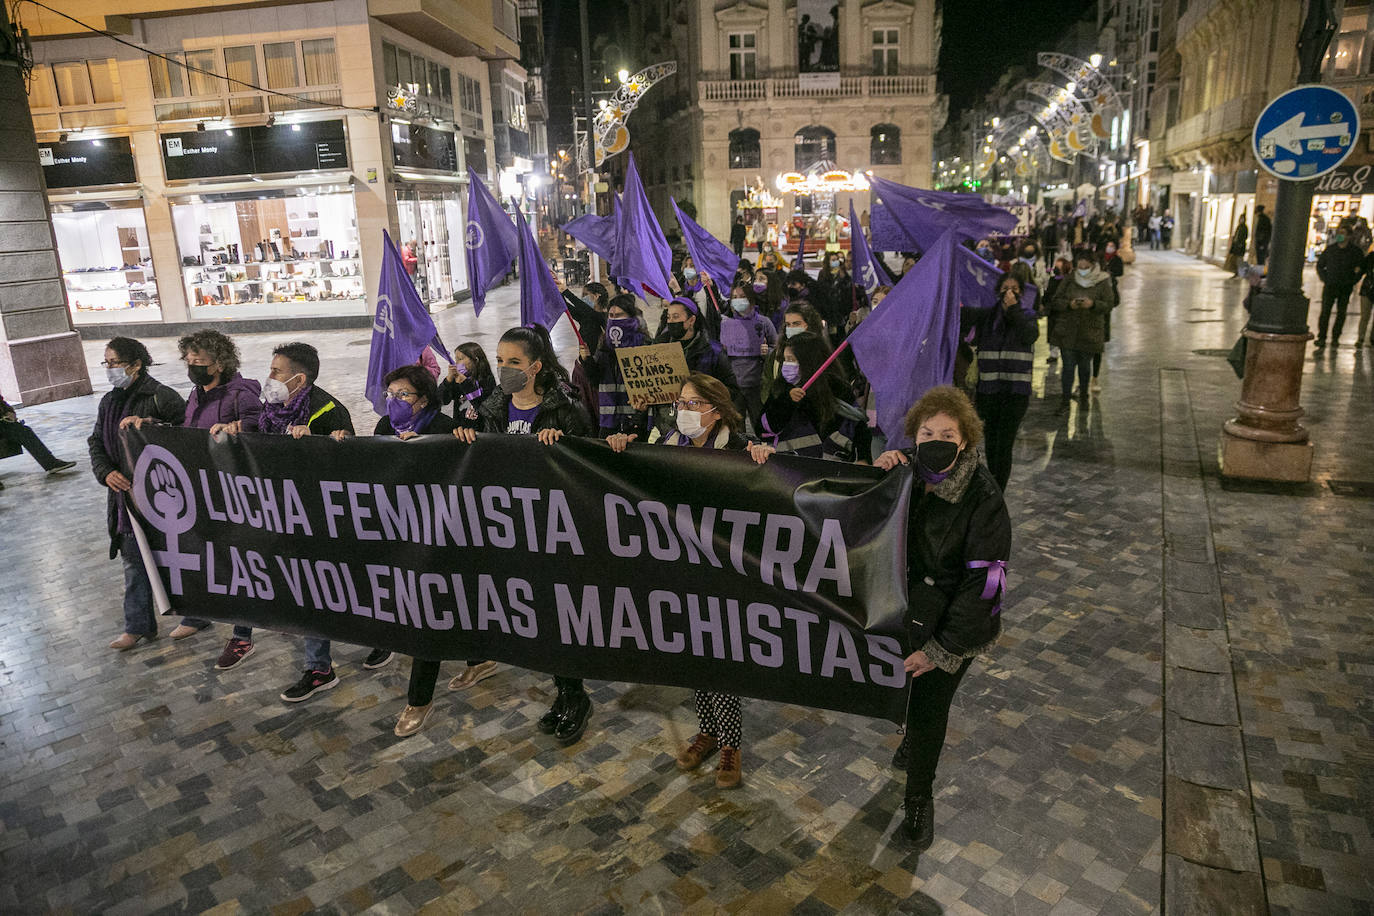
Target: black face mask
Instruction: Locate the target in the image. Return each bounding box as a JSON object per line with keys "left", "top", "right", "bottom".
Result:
{"left": 914, "top": 440, "right": 961, "bottom": 483}
{"left": 187, "top": 364, "right": 214, "bottom": 387}
{"left": 662, "top": 321, "right": 688, "bottom": 342}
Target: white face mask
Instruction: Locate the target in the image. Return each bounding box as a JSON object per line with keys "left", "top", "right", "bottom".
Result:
{"left": 106, "top": 366, "right": 133, "bottom": 389}
{"left": 784, "top": 325, "right": 805, "bottom": 338}
{"left": 262, "top": 375, "right": 297, "bottom": 405}
{"left": 675, "top": 409, "right": 709, "bottom": 439}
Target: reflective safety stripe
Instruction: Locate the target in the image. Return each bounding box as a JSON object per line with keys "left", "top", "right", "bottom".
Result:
{"left": 977, "top": 350, "right": 1033, "bottom": 361}
{"left": 308, "top": 401, "right": 336, "bottom": 424}
{"left": 772, "top": 433, "right": 822, "bottom": 453}
{"left": 599, "top": 404, "right": 640, "bottom": 416}
{"left": 977, "top": 371, "right": 1033, "bottom": 382}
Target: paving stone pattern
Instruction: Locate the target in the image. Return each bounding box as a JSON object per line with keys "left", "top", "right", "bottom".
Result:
{"left": 0, "top": 253, "right": 1369, "bottom": 914}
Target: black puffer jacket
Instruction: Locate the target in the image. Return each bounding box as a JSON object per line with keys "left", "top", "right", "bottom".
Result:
{"left": 904, "top": 449, "right": 1011, "bottom": 670}
{"left": 87, "top": 372, "right": 186, "bottom": 557}
{"left": 476, "top": 383, "right": 592, "bottom": 436}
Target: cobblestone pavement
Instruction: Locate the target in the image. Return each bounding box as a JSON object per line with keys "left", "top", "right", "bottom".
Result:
{"left": 0, "top": 252, "right": 1369, "bottom": 914}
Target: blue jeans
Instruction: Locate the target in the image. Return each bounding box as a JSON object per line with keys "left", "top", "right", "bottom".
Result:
{"left": 1059, "top": 348, "right": 1094, "bottom": 399}
{"left": 120, "top": 546, "right": 157, "bottom": 636}
{"left": 304, "top": 637, "right": 331, "bottom": 671}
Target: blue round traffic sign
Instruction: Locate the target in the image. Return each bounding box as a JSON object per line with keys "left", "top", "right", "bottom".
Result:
{"left": 1253, "top": 85, "right": 1359, "bottom": 181}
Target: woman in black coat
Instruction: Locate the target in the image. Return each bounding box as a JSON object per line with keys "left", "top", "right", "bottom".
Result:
{"left": 450, "top": 325, "right": 595, "bottom": 745}
{"left": 87, "top": 337, "right": 186, "bottom": 649}
{"left": 875, "top": 386, "right": 1011, "bottom": 850}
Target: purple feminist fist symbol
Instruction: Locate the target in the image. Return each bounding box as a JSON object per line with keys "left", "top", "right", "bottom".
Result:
{"left": 132, "top": 445, "right": 201, "bottom": 595}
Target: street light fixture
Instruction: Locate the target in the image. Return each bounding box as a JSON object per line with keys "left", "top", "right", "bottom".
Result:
{"left": 1089, "top": 53, "right": 1102, "bottom": 68}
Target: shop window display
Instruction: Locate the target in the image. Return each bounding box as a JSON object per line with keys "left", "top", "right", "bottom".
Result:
{"left": 52, "top": 201, "right": 161, "bottom": 324}
{"left": 171, "top": 188, "right": 365, "bottom": 318}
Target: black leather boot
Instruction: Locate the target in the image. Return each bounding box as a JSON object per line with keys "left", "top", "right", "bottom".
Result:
{"left": 537, "top": 685, "right": 568, "bottom": 734}
{"left": 891, "top": 731, "right": 911, "bottom": 769}
{"left": 900, "top": 795, "right": 934, "bottom": 850}
{"left": 554, "top": 689, "right": 592, "bottom": 745}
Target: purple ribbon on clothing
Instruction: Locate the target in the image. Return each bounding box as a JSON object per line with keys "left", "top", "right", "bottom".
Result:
{"left": 759, "top": 413, "right": 781, "bottom": 447}
{"left": 967, "top": 559, "right": 1006, "bottom": 615}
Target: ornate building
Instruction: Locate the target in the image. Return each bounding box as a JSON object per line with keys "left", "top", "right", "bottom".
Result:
{"left": 627, "top": 0, "right": 945, "bottom": 242}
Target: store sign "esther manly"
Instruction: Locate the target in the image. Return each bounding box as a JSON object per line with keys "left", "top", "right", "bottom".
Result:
{"left": 1313, "top": 163, "right": 1374, "bottom": 195}
{"left": 161, "top": 120, "right": 349, "bottom": 181}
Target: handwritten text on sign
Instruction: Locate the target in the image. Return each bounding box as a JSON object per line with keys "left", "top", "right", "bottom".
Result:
{"left": 616, "top": 343, "right": 691, "bottom": 405}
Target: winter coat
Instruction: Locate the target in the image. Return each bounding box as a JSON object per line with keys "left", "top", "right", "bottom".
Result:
{"left": 1317, "top": 242, "right": 1362, "bottom": 289}
{"left": 476, "top": 384, "right": 592, "bottom": 437}
{"left": 302, "top": 386, "right": 354, "bottom": 437}
{"left": 966, "top": 298, "right": 1040, "bottom": 396}
{"left": 679, "top": 331, "right": 742, "bottom": 404}
{"left": 184, "top": 372, "right": 262, "bottom": 430}
{"left": 1048, "top": 269, "right": 1113, "bottom": 354}
{"left": 87, "top": 372, "right": 186, "bottom": 557}
{"left": 903, "top": 448, "right": 1011, "bottom": 672}
{"left": 718, "top": 309, "right": 777, "bottom": 390}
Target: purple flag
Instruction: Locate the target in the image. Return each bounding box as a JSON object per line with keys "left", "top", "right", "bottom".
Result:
{"left": 366, "top": 231, "right": 452, "bottom": 414}
{"left": 672, "top": 199, "right": 737, "bottom": 295}
{"left": 1071, "top": 198, "right": 1087, "bottom": 219}
{"left": 847, "top": 229, "right": 964, "bottom": 449}
{"left": 516, "top": 205, "right": 566, "bottom": 329}
{"left": 849, "top": 200, "right": 893, "bottom": 295}
{"left": 464, "top": 166, "right": 519, "bottom": 316}
{"left": 869, "top": 176, "right": 1019, "bottom": 252}
{"left": 952, "top": 244, "right": 1002, "bottom": 311}
{"left": 616, "top": 153, "right": 674, "bottom": 299}
{"left": 563, "top": 209, "right": 617, "bottom": 267}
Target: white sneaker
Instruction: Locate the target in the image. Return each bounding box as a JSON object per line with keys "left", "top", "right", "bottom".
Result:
{"left": 1090, "top": 379, "right": 1102, "bottom": 392}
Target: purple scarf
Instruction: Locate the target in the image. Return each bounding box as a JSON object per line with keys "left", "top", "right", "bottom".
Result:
{"left": 100, "top": 387, "right": 134, "bottom": 536}
{"left": 260, "top": 383, "right": 314, "bottom": 435}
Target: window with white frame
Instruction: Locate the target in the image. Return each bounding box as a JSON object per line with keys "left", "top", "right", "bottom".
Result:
{"left": 148, "top": 39, "right": 341, "bottom": 121}
{"left": 728, "top": 32, "right": 757, "bottom": 80}
{"left": 872, "top": 28, "right": 899, "bottom": 76}
{"left": 382, "top": 42, "right": 454, "bottom": 121}
{"left": 28, "top": 59, "right": 127, "bottom": 130}
{"left": 504, "top": 83, "right": 526, "bottom": 132}
{"left": 494, "top": 0, "right": 520, "bottom": 40}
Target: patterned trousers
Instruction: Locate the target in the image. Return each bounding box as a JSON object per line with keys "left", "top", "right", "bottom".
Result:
{"left": 695, "top": 691, "right": 742, "bottom": 748}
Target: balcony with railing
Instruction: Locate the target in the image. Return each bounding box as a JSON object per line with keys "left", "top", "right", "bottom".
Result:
{"left": 699, "top": 70, "right": 934, "bottom": 104}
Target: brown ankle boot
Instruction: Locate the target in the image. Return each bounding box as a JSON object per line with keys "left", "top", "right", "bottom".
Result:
{"left": 715, "top": 746, "right": 742, "bottom": 788}
{"left": 676, "top": 733, "right": 718, "bottom": 771}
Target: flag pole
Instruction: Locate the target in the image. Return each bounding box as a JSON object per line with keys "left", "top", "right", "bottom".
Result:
{"left": 799, "top": 339, "right": 851, "bottom": 392}
{"left": 564, "top": 307, "right": 588, "bottom": 350}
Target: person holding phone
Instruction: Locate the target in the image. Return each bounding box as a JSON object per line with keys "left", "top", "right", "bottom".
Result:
{"left": 1048, "top": 250, "right": 1112, "bottom": 412}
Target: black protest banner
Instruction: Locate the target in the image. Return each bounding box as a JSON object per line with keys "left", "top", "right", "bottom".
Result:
{"left": 122, "top": 427, "right": 913, "bottom": 722}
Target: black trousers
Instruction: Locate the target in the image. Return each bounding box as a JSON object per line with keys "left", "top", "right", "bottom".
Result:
{"left": 1318, "top": 284, "right": 1354, "bottom": 343}
{"left": 0, "top": 419, "right": 63, "bottom": 470}
{"left": 975, "top": 392, "right": 1029, "bottom": 492}
{"left": 407, "top": 656, "right": 492, "bottom": 705}
{"left": 904, "top": 656, "right": 974, "bottom": 799}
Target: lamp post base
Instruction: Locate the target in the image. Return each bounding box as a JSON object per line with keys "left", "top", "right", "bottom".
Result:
{"left": 1218, "top": 330, "right": 1313, "bottom": 482}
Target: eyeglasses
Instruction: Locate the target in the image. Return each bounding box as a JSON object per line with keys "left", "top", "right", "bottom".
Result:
{"left": 673, "top": 399, "right": 716, "bottom": 412}
{"left": 99, "top": 360, "right": 128, "bottom": 368}
{"left": 385, "top": 390, "right": 417, "bottom": 401}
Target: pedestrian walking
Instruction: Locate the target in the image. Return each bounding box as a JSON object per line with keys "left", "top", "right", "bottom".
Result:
{"left": 874, "top": 386, "right": 1010, "bottom": 851}
{"left": 1148, "top": 213, "right": 1162, "bottom": 250}
{"left": 1315, "top": 229, "right": 1362, "bottom": 348}
{"left": 1049, "top": 251, "right": 1113, "bottom": 410}
{"left": 730, "top": 215, "right": 747, "bottom": 258}
{"left": 88, "top": 337, "right": 185, "bottom": 649}
{"left": 967, "top": 274, "right": 1039, "bottom": 492}
{"left": 1253, "top": 205, "right": 1272, "bottom": 266}
{"left": 1225, "top": 214, "right": 1248, "bottom": 275}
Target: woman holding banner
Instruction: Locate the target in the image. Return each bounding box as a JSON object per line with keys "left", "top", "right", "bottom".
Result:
{"left": 874, "top": 386, "right": 1010, "bottom": 851}
{"left": 606, "top": 373, "right": 747, "bottom": 787}
{"left": 90, "top": 336, "right": 186, "bottom": 650}
{"left": 375, "top": 365, "right": 460, "bottom": 737}
{"left": 447, "top": 325, "right": 596, "bottom": 745}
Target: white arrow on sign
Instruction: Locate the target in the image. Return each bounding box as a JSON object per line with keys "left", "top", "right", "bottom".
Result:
{"left": 1261, "top": 112, "right": 1352, "bottom": 157}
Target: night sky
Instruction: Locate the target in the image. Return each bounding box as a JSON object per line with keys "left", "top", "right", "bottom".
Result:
{"left": 938, "top": 0, "right": 1096, "bottom": 120}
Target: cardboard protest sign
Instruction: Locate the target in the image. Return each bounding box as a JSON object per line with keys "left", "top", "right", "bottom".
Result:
{"left": 615, "top": 342, "right": 691, "bottom": 405}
